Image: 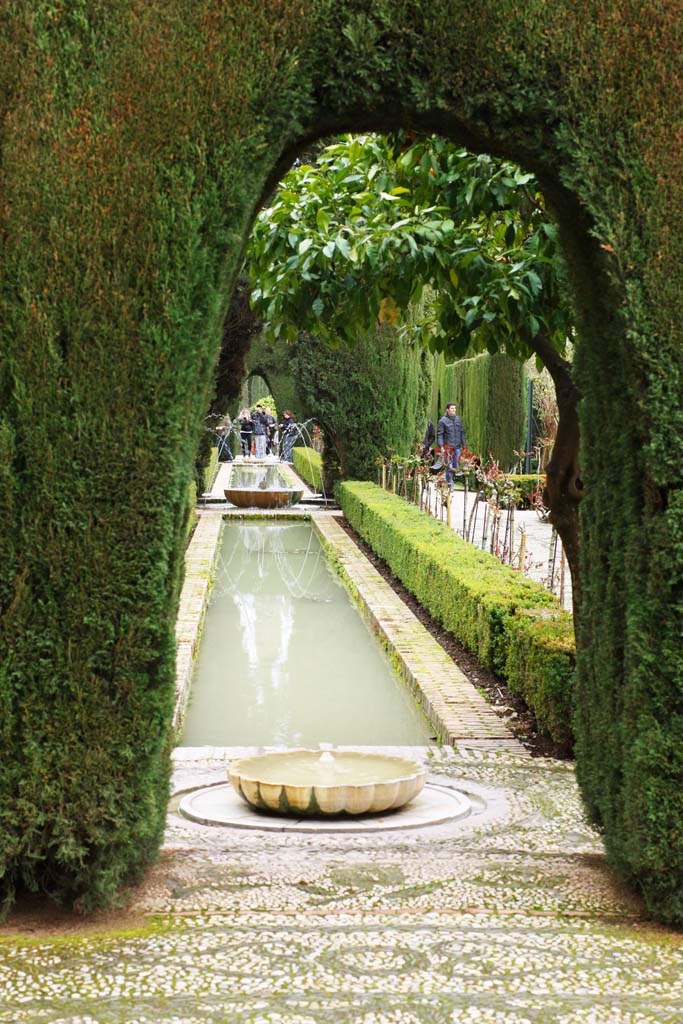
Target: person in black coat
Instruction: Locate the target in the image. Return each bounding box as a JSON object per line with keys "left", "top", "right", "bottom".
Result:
{"left": 436, "top": 403, "right": 467, "bottom": 488}
{"left": 421, "top": 418, "right": 435, "bottom": 459}
{"left": 279, "top": 410, "right": 297, "bottom": 463}
{"left": 238, "top": 407, "right": 253, "bottom": 457}
{"left": 264, "top": 405, "right": 277, "bottom": 455}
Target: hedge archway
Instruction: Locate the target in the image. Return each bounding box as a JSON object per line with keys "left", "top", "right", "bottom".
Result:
{"left": 1, "top": 2, "right": 681, "bottom": 921}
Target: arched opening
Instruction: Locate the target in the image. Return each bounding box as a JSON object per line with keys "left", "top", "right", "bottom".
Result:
{"left": 1, "top": 4, "right": 679, "bottom": 925}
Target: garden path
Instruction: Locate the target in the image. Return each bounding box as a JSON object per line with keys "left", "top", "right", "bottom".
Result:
{"left": 2, "top": 745, "right": 681, "bottom": 1022}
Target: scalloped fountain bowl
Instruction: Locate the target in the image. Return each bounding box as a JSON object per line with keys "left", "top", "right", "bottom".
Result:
{"left": 227, "top": 750, "right": 428, "bottom": 816}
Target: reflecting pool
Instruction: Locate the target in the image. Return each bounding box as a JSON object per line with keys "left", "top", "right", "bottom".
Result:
{"left": 180, "top": 522, "right": 431, "bottom": 746}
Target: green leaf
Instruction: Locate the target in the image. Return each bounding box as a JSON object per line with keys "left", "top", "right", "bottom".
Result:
{"left": 336, "top": 237, "right": 351, "bottom": 259}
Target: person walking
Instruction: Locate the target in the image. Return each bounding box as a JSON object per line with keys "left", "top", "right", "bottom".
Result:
{"left": 216, "top": 415, "right": 233, "bottom": 462}
{"left": 264, "top": 405, "right": 277, "bottom": 455}
{"left": 436, "top": 402, "right": 466, "bottom": 489}
{"left": 238, "top": 408, "right": 253, "bottom": 457}
{"left": 279, "top": 410, "right": 297, "bottom": 463}
{"left": 251, "top": 404, "right": 268, "bottom": 458}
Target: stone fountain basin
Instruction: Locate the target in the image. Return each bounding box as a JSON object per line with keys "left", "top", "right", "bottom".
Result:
{"left": 224, "top": 487, "right": 304, "bottom": 509}
{"left": 227, "top": 750, "right": 428, "bottom": 816}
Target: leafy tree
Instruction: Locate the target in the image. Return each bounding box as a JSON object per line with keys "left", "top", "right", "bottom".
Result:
{"left": 249, "top": 135, "right": 566, "bottom": 354}
{"left": 247, "top": 134, "right": 582, "bottom": 605}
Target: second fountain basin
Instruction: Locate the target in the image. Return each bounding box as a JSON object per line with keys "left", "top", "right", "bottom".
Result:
{"left": 225, "top": 462, "right": 303, "bottom": 509}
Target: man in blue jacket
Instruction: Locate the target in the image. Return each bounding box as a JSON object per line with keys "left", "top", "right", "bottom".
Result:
{"left": 436, "top": 403, "right": 466, "bottom": 489}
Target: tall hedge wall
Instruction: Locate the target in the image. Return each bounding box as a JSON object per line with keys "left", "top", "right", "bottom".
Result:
{"left": 248, "top": 323, "right": 432, "bottom": 484}
{"left": 1, "top": 2, "right": 682, "bottom": 922}
{"left": 430, "top": 352, "right": 527, "bottom": 469}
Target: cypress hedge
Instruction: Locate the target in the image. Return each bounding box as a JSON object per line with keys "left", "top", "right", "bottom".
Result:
{"left": 430, "top": 353, "right": 527, "bottom": 469}
{"left": 283, "top": 324, "right": 432, "bottom": 483}
{"left": 1, "top": 1, "right": 682, "bottom": 920}
{"left": 339, "top": 481, "right": 575, "bottom": 751}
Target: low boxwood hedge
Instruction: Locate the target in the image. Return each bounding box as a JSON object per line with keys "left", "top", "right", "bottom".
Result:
{"left": 292, "top": 446, "right": 324, "bottom": 492}
{"left": 339, "top": 480, "right": 575, "bottom": 750}
{"left": 507, "top": 474, "right": 543, "bottom": 508}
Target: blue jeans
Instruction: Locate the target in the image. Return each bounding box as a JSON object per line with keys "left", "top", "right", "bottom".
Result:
{"left": 445, "top": 448, "right": 461, "bottom": 486}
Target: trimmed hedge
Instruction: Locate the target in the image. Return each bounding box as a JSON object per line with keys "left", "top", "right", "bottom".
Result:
{"left": 292, "top": 447, "right": 323, "bottom": 493}
{"left": 507, "top": 475, "right": 543, "bottom": 509}
{"left": 339, "top": 481, "right": 575, "bottom": 750}
{"left": 2, "top": 0, "right": 683, "bottom": 923}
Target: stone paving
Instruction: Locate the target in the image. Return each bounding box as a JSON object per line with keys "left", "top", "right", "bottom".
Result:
{"left": 2, "top": 745, "right": 683, "bottom": 1022}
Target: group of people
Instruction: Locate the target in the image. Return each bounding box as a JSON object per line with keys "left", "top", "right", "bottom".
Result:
{"left": 422, "top": 402, "right": 467, "bottom": 489}
{"left": 236, "top": 404, "right": 298, "bottom": 462}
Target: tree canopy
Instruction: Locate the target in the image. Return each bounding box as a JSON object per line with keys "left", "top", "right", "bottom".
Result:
{"left": 246, "top": 133, "right": 573, "bottom": 363}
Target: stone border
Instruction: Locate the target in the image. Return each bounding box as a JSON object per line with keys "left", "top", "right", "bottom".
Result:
{"left": 173, "top": 513, "right": 223, "bottom": 732}
{"left": 177, "top": 781, "right": 473, "bottom": 833}
{"left": 311, "top": 513, "right": 527, "bottom": 754}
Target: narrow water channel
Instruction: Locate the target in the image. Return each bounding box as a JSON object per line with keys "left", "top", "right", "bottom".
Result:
{"left": 180, "top": 521, "right": 432, "bottom": 746}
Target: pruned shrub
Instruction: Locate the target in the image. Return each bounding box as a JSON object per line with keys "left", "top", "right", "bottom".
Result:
{"left": 339, "top": 481, "right": 575, "bottom": 747}
{"left": 292, "top": 447, "right": 323, "bottom": 492}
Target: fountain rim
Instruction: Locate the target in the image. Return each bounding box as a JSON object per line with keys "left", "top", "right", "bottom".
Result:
{"left": 227, "top": 748, "right": 428, "bottom": 789}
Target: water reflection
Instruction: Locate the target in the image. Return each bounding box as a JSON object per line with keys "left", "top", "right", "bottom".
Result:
{"left": 180, "top": 523, "right": 431, "bottom": 747}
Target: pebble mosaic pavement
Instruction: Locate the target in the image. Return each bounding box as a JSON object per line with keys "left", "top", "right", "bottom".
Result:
{"left": 2, "top": 746, "right": 683, "bottom": 1023}
{"left": 3, "top": 498, "right": 683, "bottom": 1022}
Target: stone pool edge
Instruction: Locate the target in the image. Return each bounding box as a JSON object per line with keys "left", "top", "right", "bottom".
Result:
{"left": 311, "top": 514, "right": 526, "bottom": 754}
{"left": 173, "top": 512, "right": 224, "bottom": 733}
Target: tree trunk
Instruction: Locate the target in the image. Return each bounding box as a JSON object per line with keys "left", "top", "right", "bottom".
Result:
{"left": 528, "top": 333, "right": 583, "bottom": 622}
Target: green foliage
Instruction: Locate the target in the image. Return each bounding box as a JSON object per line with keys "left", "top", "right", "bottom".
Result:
{"left": 504, "top": 608, "right": 575, "bottom": 753}
{"left": 203, "top": 446, "right": 219, "bottom": 493}
{"left": 288, "top": 321, "right": 432, "bottom": 483}
{"left": 507, "top": 475, "right": 543, "bottom": 508}
{"left": 247, "top": 133, "right": 572, "bottom": 366}
{"left": 0, "top": 0, "right": 308, "bottom": 912}
{"left": 431, "top": 352, "right": 527, "bottom": 469}
{"left": 292, "top": 447, "right": 323, "bottom": 492}
{"left": 339, "top": 481, "right": 574, "bottom": 747}
{"left": 245, "top": 336, "right": 300, "bottom": 420}
{"left": 1, "top": 0, "right": 682, "bottom": 924}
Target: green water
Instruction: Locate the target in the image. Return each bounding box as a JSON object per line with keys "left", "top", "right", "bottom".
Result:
{"left": 180, "top": 522, "right": 432, "bottom": 746}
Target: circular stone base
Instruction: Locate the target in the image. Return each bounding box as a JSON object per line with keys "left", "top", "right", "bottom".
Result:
{"left": 178, "top": 782, "right": 471, "bottom": 833}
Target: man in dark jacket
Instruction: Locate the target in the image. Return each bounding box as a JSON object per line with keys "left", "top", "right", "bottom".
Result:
{"left": 436, "top": 403, "right": 466, "bottom": 488}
